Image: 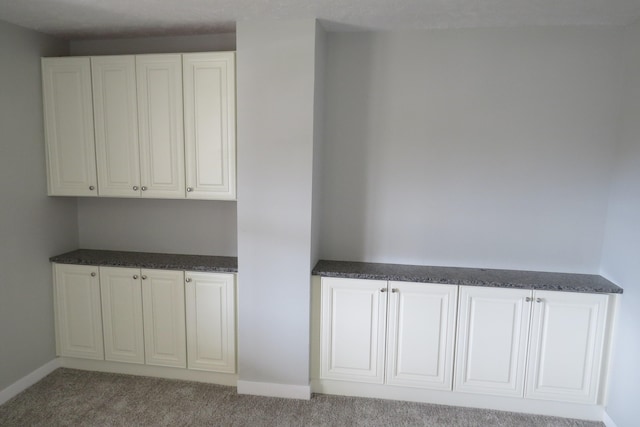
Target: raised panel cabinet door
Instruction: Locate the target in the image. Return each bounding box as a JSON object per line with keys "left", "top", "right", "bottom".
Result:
{"left": 525, "top": 291, "right": 609, "bottom": 404}
{"left": 386, "top": 282, "right": 458, "bottom": 390}
{"left": 183, "top": 52, "right": 236, "bottom": 200}
{"left": 99, "top": 266, "right": 145, "bottom": 364}
{"left": 455, "top": 286, "right": 532, "bottom": 397}
{"left": 185, "top": 272, "right": 236, "bottom": 372}
{"left": 320, "top": 277, "right": 388, "bottom": 383}
{"left": 53, "top": 263, "right": 103, "bottom": 359}
{"left": 92, "top": 56, "right": 141, "bottom": 197}
{"left": 141, "top": 269, "right": 186, "bottom": 367}
{"left": 136, "top": 54, "right": 185, "bottom": 199}
{"left": 41, "top": 57, "right": 97, "bottom": 196}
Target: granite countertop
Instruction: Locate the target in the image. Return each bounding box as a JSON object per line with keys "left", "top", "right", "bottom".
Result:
{"left": 50, "top": 249, "right": 238, "bottom": 273}
{"left": 312, "top": 260, "right": 623, "bottom": 294}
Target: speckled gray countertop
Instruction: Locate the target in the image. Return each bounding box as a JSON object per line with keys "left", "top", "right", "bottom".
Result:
{"left": 312, "top": 260, "right": 623, "bottom": 294}
{"left": 50, "top": 249, "right": 237, "bottom": 273}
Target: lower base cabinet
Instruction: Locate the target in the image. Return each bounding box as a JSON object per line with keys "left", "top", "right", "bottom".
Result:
{"left": 53, "top": 263, "right": 236, "bottom": 375}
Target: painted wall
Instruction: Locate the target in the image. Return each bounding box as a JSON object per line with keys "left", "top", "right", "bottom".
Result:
{"left": 0, "top": 20, "right": 75, "bottom": 390}
{"left": 70, "top": 33, "right": 238, "bottom": 257}
{"left": 236, "top": 19, "right": 318, "bottom": 387}
{"left": 600, "top": 19, "right": 640, "bottom": 427}
{"left": 321, "top": 28, "right": 623, "bottom": 273}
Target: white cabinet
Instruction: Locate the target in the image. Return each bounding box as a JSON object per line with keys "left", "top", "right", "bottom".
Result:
{"left": 455, "top": 286, "right": 609, "bottom": 404}
{"left": 185, "top": 272, "right": 236, "bottom": 373}
{"left": 183, "top": 52, "right": 236, "bottom": 200}
{"left": 141, "top": 269, "right": 187, "bottom": 368}
{"left": 455, "top": 287, "right": 532, "bottom": 397}
{"left": 41, "top": 58, "right": 98, "bottom": 196}
{"left": 99, "top": 266, "right": 145, "bottom": 364}
{"left": 386, "top": 281, "right": 458, "bottom": 390}
{"left": 525, "top": 291, "right": 608, "bottom": 404}
{"left": 53, "top": 264, "right": 103, "bottom": 359}
{"left": 136, "top": 54, "right": 185, "bottom": 199}
{"left": 320, "top": 277, "right": 457, "bottom": 390}
{"left": 91, "top": 56, "right": 141, "bottom": 197}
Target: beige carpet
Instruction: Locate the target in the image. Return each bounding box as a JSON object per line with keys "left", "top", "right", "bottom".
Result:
{"left": 0, "top": 369, "right": 603, "bottom": 426}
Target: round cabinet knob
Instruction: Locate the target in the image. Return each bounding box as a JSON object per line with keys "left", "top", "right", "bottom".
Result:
{"left": 133, "top": 186, "right": 139, "bottom": 191}
{"left": 525, "top": 297, "right": 532, "bottom": 302}
{"left": 391, "top": 288, "right": 399, "bottom": 293}
{"left": 536, "top": 298, "right": 543, "bottom": 303}
{"left": 380, "top": 288, "right": 388, "bottom": 293}
{"left": 90, "top": 272, "right": 96, "bottom": 277}
{"left": 186, "top": 187, "right": 193, "bottom": 192}
{"left": 185, "top": 278, "right": 192, "bottom": 283}
{"left": 141, "top": 186, "right": 147, "bottom": 191}
{"left": 141, "top": 275, "right": 147, "bottom": 280}
{"left": 89, "top": 186, "right": 95, "bottom": 191}
{"left": 133, "top": 275, "right": 138, "bottom": 279}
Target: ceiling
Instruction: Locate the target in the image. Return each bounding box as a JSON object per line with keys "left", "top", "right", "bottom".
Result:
{"left": 1, "top": 0, "right": 639, "bottom": 39}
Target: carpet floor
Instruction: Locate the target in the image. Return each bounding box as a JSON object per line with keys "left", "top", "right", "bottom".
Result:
{"left": 0, "top": 368, "right": 603, "bottom": 426}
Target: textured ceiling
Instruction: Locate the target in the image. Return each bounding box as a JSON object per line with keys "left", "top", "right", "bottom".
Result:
{"left": 1, "top": 0, "right": 640, "bottom": 39}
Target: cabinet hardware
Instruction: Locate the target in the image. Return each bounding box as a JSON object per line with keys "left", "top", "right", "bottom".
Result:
{"left": 536, "top": 298, "right": 543, "bottom": 303}
{"left": 141, "top": 186, "right": 147, "bottom": 191}
{"left": 186, "top": 187, "right": 193, "bottom": 192}
{"left": 133, "top": 275, "right": 138, "bottom": 279}
{"left": 89, "top": 185, "right": 95, "bottom": 190}
{"left": 90, "top": 272, "right": 96, "bottom": 277}
{"left": 391, "top": 288, "right": 399, "bottom": 293}
{"left": 526, "top": 297, "right": 532, "bottom": 302}
{"left": 185, "top": 278, "right": 192, "bottom": 282}
{"left": 380, "top": 288, "right": 388, "bottom": 293}
{"left": 133, "top": 186, "right": 139, "bottom": 191}
{"left": 141, "top": 275, "right": 147, "bottom": 280}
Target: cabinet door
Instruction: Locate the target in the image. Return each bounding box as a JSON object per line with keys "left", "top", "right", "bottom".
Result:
{"left": 136, "top": 54, "right": 185, "bottom": 199}
{"left": 386, "top": 282, "right": 457, "bottom": 390}
{"left": 41, "top": 58, "right": 97, "bottom": 196}
{"left": 92, "top": 56, "right": 141, "bottom": 198}
{"left": 99, "top": 266, "right": 145, "bottom": 364}
{"left": 141, "top": 269, "right": 186, "bottom": 367}
{"left": 185, "top": 272, "right": 236, "bottom": 372}
{"left": 455, "top": 286, "right": 532, "bottom": 397}
{"left": 183, "top": 52, "right": 236, "bottom": 200}
{"left": 525, "top": 291, "right": 608, "bottom": 404}
{"left": 320, "top": 277, "right": 388, "bottom": 383}
{"left": 53, "top": 263, "right": 103, "bottom": 359}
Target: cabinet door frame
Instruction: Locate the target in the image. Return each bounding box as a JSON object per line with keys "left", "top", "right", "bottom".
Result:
{"left": 183, "top": 52, "right": 236, "bottom": 200}
{"left": 525, "top": 291, "right": 608, "bottom": 404}
{"left": 42, "top": 57, "right": 98, "bottom": 196}
{"left": 99, "top": 266, "right": 145, "bottom": 364}
{"left": 454, "top": 286, "right": 532, "bottom": 397}
{"left": 136, "top": 54, "right": 185, "bottom": 199}
{"left": 320, "top": 277, "right": 388, "bottom": 383}
{"left": 141, "top": 269, "right": 186, "bottom": 367}
{"left": 185, "top": 272, "right": 236, "bottom": 372}
{"left": 53, "top": 263, "right": 103, "bottom": 360}
{"left": 386, "top": 281, "right": 458, "bottom": 390}
{"left": 92, "top": 56, "right": 141, "bottom": 198}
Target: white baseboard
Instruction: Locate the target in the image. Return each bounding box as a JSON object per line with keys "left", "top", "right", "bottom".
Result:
{"left": 0, "top": 358, "right": 61, "bottom": 405}
{"left": 602, "top": 411, "right": 618, "bottom": 427}
{"left": 237, "top": 380, "right": 311, "bottom": 400}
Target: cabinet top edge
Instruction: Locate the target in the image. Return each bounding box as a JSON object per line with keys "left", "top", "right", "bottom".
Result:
{"left": 312, "top": 260, "right": 623, "bottom": 295}
{"left": 51, "top": 249, "right": 238, "bottom": 273}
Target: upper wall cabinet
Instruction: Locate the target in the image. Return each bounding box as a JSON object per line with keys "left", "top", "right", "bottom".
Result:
{"left": 183, "top": 52, "right": 236, "bottom": 200}
{"left": 42, "top": 58, "right": 98, "bottom": 196}
{"left": 42, "top": 52, "right": 236, "bottom": 200}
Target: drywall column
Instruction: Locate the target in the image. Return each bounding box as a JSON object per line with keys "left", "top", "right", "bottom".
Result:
{"left": 236, "top": 19, "right": 321, "bottom": 398}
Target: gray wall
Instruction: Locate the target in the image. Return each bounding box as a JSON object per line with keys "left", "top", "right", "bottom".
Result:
{"left": 236, "top": 19, "right": 318, "bottom": 386}
{"left": 70, "top": 33, "right": 238, "bottom": 257}
{"left": 321, "top": 28, "right": 623, "bottom": 273}
{"left": 0, "top": 21, "right": 75, "bottom": 390}
{"left": 600, "top": 20, "right": 640, "bottom": 427}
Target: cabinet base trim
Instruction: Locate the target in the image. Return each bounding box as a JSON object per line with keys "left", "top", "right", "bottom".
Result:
{"left": 237, "top": 380, "right": 311, "bottom": 400}
{"left": 311, "top": 380, "right": 604, "bottom": 421}
{"left": 602, "top": 411, "right": 618, "bottom": 427}
{"left": 0, "top": 358, "right": 61, "bottom": 405}
{"left": 59, "top": 357, "right": 237, "bottom": 386}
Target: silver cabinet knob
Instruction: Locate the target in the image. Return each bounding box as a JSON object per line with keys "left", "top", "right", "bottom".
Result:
{"left": 89, "top": 185, "right": 95, "bottom": 190}
{"left": 536, "top": 298, "right": 543, "bottom": 303}
{"left": 391, "top": 288, "right": 399, "bottom": 293}
{"left": 141, "top": 186, "right": 147, "bottom": 191}
{"left": 186, "top": 187, "right": 193, "bottom": 192}
{"left": 133, "top": 186, "right": 139, "bottom": 191}
{"left": 525, "top": 297, "right": 532, "bottom": 302}
{"left": 380, "top": 288, "right": 388, "bottom": 293}
{"left": 90, "top": 272, "right": 96, "bottom": 277}
{"left": 185, "top": 277, "right": 192, "bottom": 283}
{"left": 133, "top": 275, "right": 138, "bottom": 279}
{"left": 141, "top": 275, "right": 147, "bottom": 280}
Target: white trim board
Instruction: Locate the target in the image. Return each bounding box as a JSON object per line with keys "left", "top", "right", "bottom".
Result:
{"left": 237, "top": 380, "right": 311, "bottom": 400}
{"left": 0, "top": 359, "right": 61, "bottom": 405}
{"left": 602, "top": 412, "right": 618, "bottom": 427}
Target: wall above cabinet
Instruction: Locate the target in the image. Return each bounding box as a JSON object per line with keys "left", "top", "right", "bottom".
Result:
{"left": 41, "top": 52, "right": 236, "bottom": 201}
